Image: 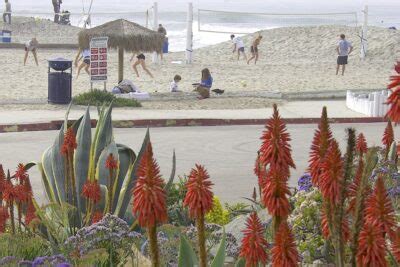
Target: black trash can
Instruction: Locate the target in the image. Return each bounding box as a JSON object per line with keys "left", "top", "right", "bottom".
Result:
{"left": 48, "top": 58, "right": 72, "bottom": 104}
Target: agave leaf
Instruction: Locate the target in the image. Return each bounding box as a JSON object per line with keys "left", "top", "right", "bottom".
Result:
{"left": 41, "top": 147, "right": 59, "bottom": 203}
{"left": 93, "top": 104, "right": 113, "bottom": 165}
{"left": 210, "top": 229, "right": 226, "bottom": 267}
{"left": 99, "top": 185, "right": 108, "bottom": 214}
{"left": 37, "top": 162, "right": 54, "bottom": 203}
{"left": 164, "top": 150, "right": 176, "bottom": 191}
{"left": 178, "top": 235, "right": 198, "bottom": 267}
{"left": 51, "top": 123, "right": 66, "bottom": 202}
{"left": 112, "top": 144, "right": 136, "bottom": 212}
{"left": 96, "top": 141, "right": 119, "bottom": 187}
{"left": 115, "top": 129, "right": 150, "bottom": 218}
{"left": 234, "top": 258, "right": 245, "bottom": 267}
{"left": 63, "top": 103, "right": 72, "bottom": 133}
{"left": 74, "top": 107, "right": 92, "bottom": 215}
{"left": 23, "top": 162, "right": 37, "bottom": 172}
{"left": 389, "top": 141, "right": 397, "bottom": 163}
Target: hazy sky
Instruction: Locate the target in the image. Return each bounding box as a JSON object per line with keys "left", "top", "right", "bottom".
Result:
{"left": 14, "top": 0, "right": 400, "bottom": 13}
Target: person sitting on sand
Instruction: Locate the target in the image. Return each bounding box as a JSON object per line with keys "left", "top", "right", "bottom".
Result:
{"left": 247, "top": 35, "right": 262, "bottom": 65}
{"left": 112, "top": 79, "right": 140, "bottom": 94}
{"left": 130, "top": 53, "right": 154, "bottom": 78}
{"left": 170, "top": 74, "right": 182, "bottom": 92}
{"left": 24, "top": 38, "right": 39, "bottom": 66}
{"left": 3, "top": 0, "right": 11, "bottom": 24}
{"left": 230, "top": 34, "right": 247, "bottom": 61}
{"left": 194, "top": 68, "right": 213, "bottom": 99}
{"left": 336, "top": 34, "right": 353, "bottom": 76}
{"left": 74, "top": 48, "right": 90, "bottom": 78}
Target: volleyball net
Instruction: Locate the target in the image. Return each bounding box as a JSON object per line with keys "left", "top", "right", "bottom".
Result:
{"left": 197, "top": 9, "right": 359, "bottom": 34}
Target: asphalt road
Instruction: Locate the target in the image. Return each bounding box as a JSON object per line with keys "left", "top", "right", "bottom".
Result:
{"left": 0, "top": 123, "right": 396, "bottom": 204}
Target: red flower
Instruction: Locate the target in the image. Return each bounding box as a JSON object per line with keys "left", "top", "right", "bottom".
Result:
{"left": 388, "top": 75, "right": 400, "bottom": 90}
{"left": 239, "top": 212, "right": 269, "bottom": 267}
{"left": 364, "top": 176, "right": 396, "bottom": 239}
{"left": 105, "top": 153, "right": 118, "bottom": 170}
{"left": 82, "top": 180, "right": 101, "bottom": 204}
{"left": 320, "top": 206, "right": 350, "bottom": 242}
{"left": 347, "top": 159, "right": 370, "bottom": 215}
{"left": 356, "top": 133, "right": 368, "bottom": 156}
{"left": 386, "top": 87, "right": 400, "bottom": 123}
{"left": 2, "top": 180, "right": 16, "bottom": 202}
{"left": 382, "top": 121, "right": 394, "bottom": 153}
{"left": 25, "top": 201, "right": 37, "bottom": 226}
{"left": 13, "top": 184, "right": 31, "bottom": 203}
{"left": 259, "top": 104, "right": 295, "bottom": 177}
{"left": 395, "top": 61, "right": 400, "bottom": 74}
{"left": 0, "top": 206, "right": 9, "bottom": 233}
{"left": 271, "top": 222, "right": 300, "bottom": 267}
{"left": 132, "top": 142, "right": 167, "bottom": 228}
{"left": 261, "top": 167, "right": 291, "bottom": 218}
{"left": 0, "top": 165, "right": 5, "bottom": 201}
{"left": 309, "top": 107, "right": 332, "bottom": 186}
{"left": 392, "top": 229, "right": 400, "bottom": 263}
{"left": 91, "top": 211, "right": 103, "bottom": 224}
{"left": 357, "top": 221, "right": 388, "bottom": 267}
{"left": 14, "top": 163, "right": 28, "bottom": 182}
{"left": 183, "top": 164, "right": 214, "bottom": 218}
{"left": 319, "top": 140, "right": 343, "bottom": 205}
{"left": 61, "top": 128, "right": 77, "bottom": 155}
{"left": 254, "top": 156, "right": 267, "bottom": 189}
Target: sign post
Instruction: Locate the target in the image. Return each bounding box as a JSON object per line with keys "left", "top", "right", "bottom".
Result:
{"left": 90, "top": 37, "right": 109, "bottom": 90}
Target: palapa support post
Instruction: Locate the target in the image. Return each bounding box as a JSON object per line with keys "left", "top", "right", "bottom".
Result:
{"left": 360, "top": 5, "right": 368, "bottom": 59}
{"left": 152, "top": 2, "right": 159, "bottom": 64}
{"left": 186, "top": 2, "right": 193, "bottom": 64}
{"left": 118, "top": 46, "right": 124, "bottom": 82}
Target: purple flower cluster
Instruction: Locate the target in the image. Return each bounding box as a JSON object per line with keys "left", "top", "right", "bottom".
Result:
{"left": 0, "top": 255, "right": 70, "bottom": 267}
{"left": 64, "top": 214, "right": 142, "bottom": 257}
{"left": 388, "top": 185, "right": 400, "bottom": 198}
{"left": 298, "top": 173, "right": 313, "bottom": 192}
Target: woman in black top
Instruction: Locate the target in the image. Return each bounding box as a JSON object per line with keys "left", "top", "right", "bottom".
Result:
{"left": 130, "top": 53, "right": 154, "bottom": 78}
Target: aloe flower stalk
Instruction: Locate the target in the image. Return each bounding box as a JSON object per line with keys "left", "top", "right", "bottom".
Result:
{"left": 61, "top": 127, "right": 78, "bottom": 206}
{"left": 382, "top": 121, "right": 394, "bottom": 158}
{"left": 357, "top": 221, "right": 388, "bottom": 267}
{"left": 183, "top": 164, "right": 214, "bottom": 267}
{"left": 132, "top": 142, "right": 167, "bottom": 267}
{"left": 105, "top": 153, "right": 118, "bottom": 213}
{"left": 392, "top": 229, "right": 400, "bottom": 263}
{"left": 309, "top": 106, "right": 332, "bottom": 187}
{"left": 356, "top": 133, "right": 368, "bottom": 156}
{"left": 239, "top": 212, "right": 269, "bottom": 267}
{"left": 386, "top": 63, "right": 400, "bottom": 123}
{"left": 0, "top": 205, "right": 8, "bottom": 233}
{"left": 271, "top": 222, "right": 300, "bottom": 267}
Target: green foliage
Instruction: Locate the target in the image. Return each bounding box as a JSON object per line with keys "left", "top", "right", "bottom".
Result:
{"left": 224, "top": 202, "right": 251, "bottom": 221}
{"left": 167, "top": 175, "right": 192, "bottom": 226}
{"left": 0, "top": 233, "right": 49, "bottom": 260}
{"left": 73, "top": 89, "right": 141, "bottom": 107}
{"left": 178, "top": 235, "right": 198, "bottom": 267}
{"left": 210, "top": 230, "right": 226, "bottom": 267}
{"left": 205, "top": 197, "right": 230, "bottom": 226}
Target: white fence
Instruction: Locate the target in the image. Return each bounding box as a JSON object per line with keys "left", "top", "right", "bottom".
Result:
{"left": 346, "top": 90, "right": 390, "bottom": 117}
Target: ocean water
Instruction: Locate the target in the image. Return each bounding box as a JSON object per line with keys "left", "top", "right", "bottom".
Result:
{"left": 10, "top": 0, "right": 400, "bottom": 51}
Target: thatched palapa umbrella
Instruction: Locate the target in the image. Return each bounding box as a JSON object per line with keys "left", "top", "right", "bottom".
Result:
{"left": 78, "top": 19, "right": 164, "bottom": 82}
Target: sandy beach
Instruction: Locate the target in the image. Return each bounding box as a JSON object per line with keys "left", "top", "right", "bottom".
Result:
{"left": 0, "top": 18, "right": 399, "bottom": 109}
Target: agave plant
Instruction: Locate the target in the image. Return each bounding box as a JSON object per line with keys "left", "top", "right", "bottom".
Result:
{"left": 27, "top": 104, "right": 175, "bottom": 231}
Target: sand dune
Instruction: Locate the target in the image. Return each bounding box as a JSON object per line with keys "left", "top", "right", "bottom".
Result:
{"left": 0, "top": 21, "right": 399, "bottom": 109}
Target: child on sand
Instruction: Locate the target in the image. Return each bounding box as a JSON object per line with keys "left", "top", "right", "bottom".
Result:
{"left": 230, "top": 34, "right": 247, "bottom": 61}
{"left": 74, "top": 48, "right": 90, "bottom": 78}
{"left": 194, "top": 68, "right": 213, "bottom": 99}
{"left": 170, "top": 75, "right": 182, "bottom": 92}
{"left": 247, "top": 35, "right": 262, "bottom": 65}
{"left": 24, "top": 38, "right": 39, "bottom": 66}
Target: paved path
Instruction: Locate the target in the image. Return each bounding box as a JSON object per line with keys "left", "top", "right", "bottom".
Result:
{"left": 0, "top": 100, "right": 364, "bottom": 124}
{"left": 1, "top": 123, "right": 396, "bottom": 204}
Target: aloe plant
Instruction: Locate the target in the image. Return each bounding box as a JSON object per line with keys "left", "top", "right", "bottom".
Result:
{"left": 30, "top": 104, "right": 175, "bottom": 229}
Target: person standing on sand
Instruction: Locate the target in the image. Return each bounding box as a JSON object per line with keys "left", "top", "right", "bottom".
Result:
{"left": 230, "top": 34, "right": 247, "bottom": 61}
{"left": 336, "top": 34, "right": 353, "bottom": 76}
{"left": 24, "top": 38, "right": 39, "bottom": 66}
{"left": 52, "top": 0, "right": 62, "bottom": 23}
{"left": 74, "top": 48, "right": 90, "bottom": 78}
{"left": 157, "top": 24, "right": 167, "bottom": 61}
{"left": 247, "top": 35, "right": 263, "bottom": 65}
{"left": 131, "top": 53, "right": 154, "bottom": 78}
{"left": 3, "top": 0, "right": 11, "bottom": 24}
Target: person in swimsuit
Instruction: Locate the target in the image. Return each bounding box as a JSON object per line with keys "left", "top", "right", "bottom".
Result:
{"left": 24, "top": 38, "right": 39, "bottom": 66}
{"left": 131, "top": 53, "right": 154, "bottom": 78}
{"left": 74, "top": 48, "right": 90, "bottom": 78}
{"left": 247, "top": 35, "right": 262, "bottom": 65}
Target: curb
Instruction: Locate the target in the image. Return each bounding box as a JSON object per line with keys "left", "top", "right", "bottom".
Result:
{"left": 0, "top": 117, "right": 387, "bottom": 133}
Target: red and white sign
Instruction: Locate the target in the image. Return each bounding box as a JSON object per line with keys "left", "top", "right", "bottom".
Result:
{"left": 90, "top": 37, "right": 108, "bottom": 82}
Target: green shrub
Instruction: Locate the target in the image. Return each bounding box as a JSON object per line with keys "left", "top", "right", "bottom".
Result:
{"left": 73, "top": 89, "right": 141, "bottom": 107}
{"left": 0, "top": 233, "right": 49, "bottom": 260}
{"left": 205, "top": 197, "right": 230, "bottom": 226}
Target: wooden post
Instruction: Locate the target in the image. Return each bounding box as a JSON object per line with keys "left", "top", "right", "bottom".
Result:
{"left": 186, "top": 2, "right": 193, "bottom": 64}
{"left": 360, "top": 5, "right": 368, "bottom": 59}
{"left": 118, "top": 47, "right": 124, "bottom": 82}
{"left": 152, "top": 2, "right": 159, "bottom": 64}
